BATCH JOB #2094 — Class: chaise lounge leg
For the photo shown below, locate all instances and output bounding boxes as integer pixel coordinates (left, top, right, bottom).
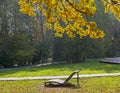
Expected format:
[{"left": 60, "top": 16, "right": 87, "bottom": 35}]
[
  {"left": 44, "top": 82, "right": 47, "bottom": 86},
  {"left": 77, "top": 72, "right": 80, "bottom": 88}
]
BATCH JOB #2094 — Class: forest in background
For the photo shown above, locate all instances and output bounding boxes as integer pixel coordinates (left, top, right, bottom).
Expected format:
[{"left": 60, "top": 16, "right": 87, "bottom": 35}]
[{"left": 0, "top": 0, "right": 120, "bottom": 68}]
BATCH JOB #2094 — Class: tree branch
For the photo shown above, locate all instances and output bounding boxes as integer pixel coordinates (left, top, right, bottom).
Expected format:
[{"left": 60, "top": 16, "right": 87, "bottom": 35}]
[{"left": 65, "top": 0, "right": 87, "bottom": 15}]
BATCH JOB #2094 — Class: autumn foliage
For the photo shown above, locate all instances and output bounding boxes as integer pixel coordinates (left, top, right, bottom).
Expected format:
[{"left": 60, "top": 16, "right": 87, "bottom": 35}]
[{"left": 18, "top": 0, "right": 120, "bottom": 39}]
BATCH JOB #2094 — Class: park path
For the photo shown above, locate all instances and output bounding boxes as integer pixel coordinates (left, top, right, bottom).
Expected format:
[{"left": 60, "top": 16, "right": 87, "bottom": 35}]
[{"left": 0, "top": 72, "right": 120, "bottom": 81}]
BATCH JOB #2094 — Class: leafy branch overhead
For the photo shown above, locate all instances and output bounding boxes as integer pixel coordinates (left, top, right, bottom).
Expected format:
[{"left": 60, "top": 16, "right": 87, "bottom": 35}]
[{"left": 18, "top": 0, "right": 120, "bottom": 39}]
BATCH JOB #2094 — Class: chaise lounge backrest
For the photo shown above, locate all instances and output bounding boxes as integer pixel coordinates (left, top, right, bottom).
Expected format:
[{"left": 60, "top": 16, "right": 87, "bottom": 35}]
[{"left": 63, "top": 70, "right": 79, "bottom": 84}]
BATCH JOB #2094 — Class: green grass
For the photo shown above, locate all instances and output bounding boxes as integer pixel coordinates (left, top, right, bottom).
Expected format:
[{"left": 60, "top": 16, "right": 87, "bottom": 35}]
[
  {"left": 0, "top": 61, "right": 120, "bottom": 78},
  {"left": 0, "top": 76, "right": 120, "bottom": 93}
]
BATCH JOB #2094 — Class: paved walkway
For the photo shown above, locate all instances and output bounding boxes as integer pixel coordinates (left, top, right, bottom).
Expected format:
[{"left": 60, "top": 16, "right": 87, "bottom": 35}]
[
  {"left": 0, "top": 62, "right": 67, "bottom": 71},
  {"left": 0, "top": 73, "right": 120, "bottom": 81}
]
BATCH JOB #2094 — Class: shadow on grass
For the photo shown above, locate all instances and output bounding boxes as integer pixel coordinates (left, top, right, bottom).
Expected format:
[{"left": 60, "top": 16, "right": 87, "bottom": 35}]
[{"left": 44, "top": 84, "right": 79, "bottom": 89}]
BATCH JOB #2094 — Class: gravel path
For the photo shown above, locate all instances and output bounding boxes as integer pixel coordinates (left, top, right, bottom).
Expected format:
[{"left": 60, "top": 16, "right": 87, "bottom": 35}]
[
  {"left": 0, "top": 72, "right": 120, "bottom": 81},
  {"left": 100, "top": 57, "right": 120, "bottom": 64}
]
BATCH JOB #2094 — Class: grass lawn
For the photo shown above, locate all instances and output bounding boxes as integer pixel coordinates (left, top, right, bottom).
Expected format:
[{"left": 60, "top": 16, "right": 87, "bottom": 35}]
[
  {"left": 0, "top": 76, "right": 120, "bottom": 93},
  {"left": 0, "top": 61, "right": 120, "bottom": 78}
]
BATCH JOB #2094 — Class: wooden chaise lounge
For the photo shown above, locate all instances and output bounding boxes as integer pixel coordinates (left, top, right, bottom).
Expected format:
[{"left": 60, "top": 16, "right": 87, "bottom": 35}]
[{"left": 44, "top": 70, "right": 80, "bottom": 87}]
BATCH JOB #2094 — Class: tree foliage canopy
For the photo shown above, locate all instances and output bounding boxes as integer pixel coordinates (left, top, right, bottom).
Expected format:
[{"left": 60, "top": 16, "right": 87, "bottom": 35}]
[{"left": 18, "top": 0, "right": 120, "bottom": 39}]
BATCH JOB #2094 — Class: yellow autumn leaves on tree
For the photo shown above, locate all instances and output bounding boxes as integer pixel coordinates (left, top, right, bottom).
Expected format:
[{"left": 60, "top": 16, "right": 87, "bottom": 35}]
[
  {"left": 103, "top": 0, "right": 120, "bottom": 21},
  {"left": 18, "top": 0, "right": 120, "bottom": 39}
]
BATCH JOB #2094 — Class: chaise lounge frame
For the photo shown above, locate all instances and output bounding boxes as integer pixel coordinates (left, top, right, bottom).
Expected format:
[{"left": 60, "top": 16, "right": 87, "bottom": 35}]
[{"left": 44, "top": 70, "right": 80, "bottom": 87}]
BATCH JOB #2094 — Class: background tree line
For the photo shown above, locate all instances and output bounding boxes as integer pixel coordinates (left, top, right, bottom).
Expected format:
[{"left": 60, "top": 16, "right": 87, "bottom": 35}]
[{"left": 0, "top": 0, "right": 120, "bottom": 68}]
